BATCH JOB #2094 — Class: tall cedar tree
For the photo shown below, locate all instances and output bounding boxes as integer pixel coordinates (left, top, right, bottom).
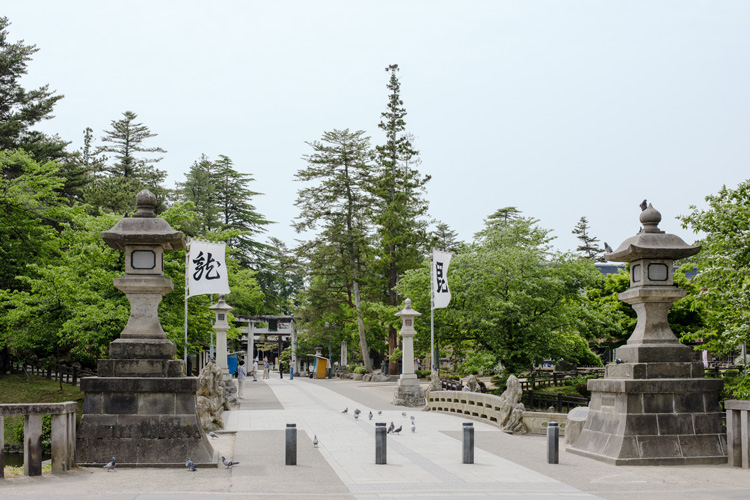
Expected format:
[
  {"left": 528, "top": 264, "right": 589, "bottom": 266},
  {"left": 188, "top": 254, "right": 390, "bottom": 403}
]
[
  {"left": 175, "top": 154, "right": 221, "bottom": 233},
  {"left": 371, "top": 65, "right": 430, "bottom": 373},
  {"left": 572, "top": 216, "right": 604, "bottom": 261},
  {"left": 294, "top": 129, "right": 375, "bottom": 371}
]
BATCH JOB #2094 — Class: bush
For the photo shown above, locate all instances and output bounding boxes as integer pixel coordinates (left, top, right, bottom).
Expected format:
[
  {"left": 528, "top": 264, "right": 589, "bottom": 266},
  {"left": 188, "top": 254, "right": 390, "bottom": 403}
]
[
  {"left": 353, "top": 366, "right": 367, "bottom": 375},
  {"left": 415, "top": 369, "right": 431, "bottom": 379}
]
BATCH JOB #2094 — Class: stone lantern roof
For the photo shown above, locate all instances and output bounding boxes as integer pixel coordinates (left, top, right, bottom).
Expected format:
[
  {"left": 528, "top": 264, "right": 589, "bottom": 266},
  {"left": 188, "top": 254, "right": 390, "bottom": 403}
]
[
  {"left": 101, "top": 190, "right": 185, "bottom": 250},
  {"left": 606, "top": 203, "right": 699, "bottom": 262}
]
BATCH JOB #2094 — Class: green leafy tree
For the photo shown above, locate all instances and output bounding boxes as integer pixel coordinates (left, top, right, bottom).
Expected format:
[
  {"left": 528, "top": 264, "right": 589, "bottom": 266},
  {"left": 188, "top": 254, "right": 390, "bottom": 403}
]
[
  {"left": 294, "top": 129, "right": 376, "bottom": 370},
  {"left": 371, "top": 64, "right": 431, "bottom": 373},
  {"left": 572, "top": 216, "right": 604, "bottom": 261},
  {"left": 98, "top": 111, "right": 166, "bottom": 180},
  {"left": 175, "top": 154, "right": 220, "bottom": 233},
  {"left": 398, "top": 214, "right": 604, "bottom": 375},
  {"left": 679, "top": 180, "right": 750, "bottom": 395},
  {"left": 254, "top": 236, "right": 303, "bottom": 314}
]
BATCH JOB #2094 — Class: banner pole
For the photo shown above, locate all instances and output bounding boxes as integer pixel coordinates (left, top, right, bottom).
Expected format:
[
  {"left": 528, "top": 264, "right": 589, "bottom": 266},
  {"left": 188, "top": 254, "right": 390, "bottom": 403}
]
[
  {"left": 430, "top": 248, "right": 436, "bottom": 374},
  {"left": 184, "top": 238, "right": 189, "bottom": 365}
]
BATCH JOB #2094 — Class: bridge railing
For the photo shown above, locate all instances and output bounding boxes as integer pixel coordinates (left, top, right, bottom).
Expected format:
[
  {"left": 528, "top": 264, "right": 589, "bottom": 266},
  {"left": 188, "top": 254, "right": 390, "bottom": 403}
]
[{"left": 0, "top": 402, "right": 77, "bottom": 478}]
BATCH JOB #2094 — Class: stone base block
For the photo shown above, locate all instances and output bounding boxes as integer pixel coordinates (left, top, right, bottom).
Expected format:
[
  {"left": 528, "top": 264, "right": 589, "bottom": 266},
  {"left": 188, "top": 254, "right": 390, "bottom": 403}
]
[
  {"left": 108, "top": 339, "right": 176, "bottom": 360},
  {"left": 569, "top": 377, "right": 726, "bottom": 465},
  {"left": 77, "top": 376, "right": 215, "bottom": 466},
  {"left": 393, "top": 377, "right": 426, "bottom": 407},
  {"left": 98, "top": 359, "right": 184, "bottom": 377}
]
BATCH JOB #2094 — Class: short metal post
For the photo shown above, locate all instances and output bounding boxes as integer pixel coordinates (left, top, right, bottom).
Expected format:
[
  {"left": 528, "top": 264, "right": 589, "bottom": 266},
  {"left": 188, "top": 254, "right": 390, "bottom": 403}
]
[
  {"left": 285, "top": 424, "right": 297, "bottom": 465},
  {"left": 463, "top": 423, "right": 474, "bottom": 464},
  {"left": 375, "top": 423, "right": 387, "bottom": 464},
  {"left": 547, "top": 422, "right": 559, "bottom": 464}
]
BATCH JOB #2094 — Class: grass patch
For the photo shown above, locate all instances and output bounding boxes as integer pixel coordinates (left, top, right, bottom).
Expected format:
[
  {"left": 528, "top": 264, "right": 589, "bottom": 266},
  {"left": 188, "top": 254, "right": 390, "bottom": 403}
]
[
  {"left": 0, "top": 372, "right": 83, "bottom": 445},
  {"left": 533, "top": 385, "right": 584, "bottom": 398}
]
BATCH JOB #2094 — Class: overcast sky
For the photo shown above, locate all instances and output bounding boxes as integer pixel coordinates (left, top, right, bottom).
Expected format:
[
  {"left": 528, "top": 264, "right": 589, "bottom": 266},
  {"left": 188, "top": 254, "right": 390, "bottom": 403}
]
[{"left": 5, "top": 1, "right": 749, "bottom": 254}]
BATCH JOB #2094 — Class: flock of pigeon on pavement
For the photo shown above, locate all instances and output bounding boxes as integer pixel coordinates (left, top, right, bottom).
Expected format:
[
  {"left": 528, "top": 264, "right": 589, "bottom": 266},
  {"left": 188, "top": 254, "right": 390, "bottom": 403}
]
[
  {"left": 103, "top": 406, "right": 416, "bottom": 472},
  {"left": 341, "top": 407, "right": 417, "bottom": 434}
]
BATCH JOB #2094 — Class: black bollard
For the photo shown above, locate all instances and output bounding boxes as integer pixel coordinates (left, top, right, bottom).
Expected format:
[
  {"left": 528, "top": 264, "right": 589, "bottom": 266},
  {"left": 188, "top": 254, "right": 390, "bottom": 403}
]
[
  {"left": 463, "top": 423, "right": 474, "bottom": 464},
  {"left": 547, "top": 422, "right": 559, "bottom": 464},
  {"left": 285, "top": 423, "right": 297, "bottom": 465},
  {"left": 375, "top": 423, "right": 387, "bottom": 464}
]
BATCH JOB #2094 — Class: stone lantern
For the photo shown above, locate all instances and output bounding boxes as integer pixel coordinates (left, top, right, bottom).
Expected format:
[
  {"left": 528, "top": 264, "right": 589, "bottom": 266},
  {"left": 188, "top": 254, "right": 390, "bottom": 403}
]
[
  {"left": 210, "top": 295, "right": 237, "bottom": 403},
  {"left": 209, "top": 295, "right": 234, "bottom": 376},
  {"left": 77, "top": 190, "right": 216, "bottom": 467},
  {"left": 393, "top": 299, "right": 426, "bottom": 407},
  {"left": 569, "top": 204, "right": 725, "bottom": 465}
]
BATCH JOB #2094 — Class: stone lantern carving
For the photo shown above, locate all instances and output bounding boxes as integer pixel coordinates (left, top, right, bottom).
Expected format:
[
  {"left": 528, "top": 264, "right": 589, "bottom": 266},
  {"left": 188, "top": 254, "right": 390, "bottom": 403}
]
[
  {"left": 77, "top": 190, "right": 216, "bottom": 467},
  {"left": 569, "top": 204, "right": 725, "bottom": 465},
  {"left": 393, "top": 299, "right": 426, "bottom": 407}
]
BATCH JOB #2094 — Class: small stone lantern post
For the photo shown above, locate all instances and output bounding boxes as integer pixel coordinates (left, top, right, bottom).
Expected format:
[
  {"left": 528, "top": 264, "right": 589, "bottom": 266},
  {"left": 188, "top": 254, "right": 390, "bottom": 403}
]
[
  {"left": 569, "top": 203, "right": 725, "bottom": 465},
  {"left": 393, "top": 299, "right": 426, "bottom": 407},
  {"left": 209, "top": 295, "right": 234, "bottom": 376},
  {"left": 210, "top": 295, "right": 238, "bottom": 404}
]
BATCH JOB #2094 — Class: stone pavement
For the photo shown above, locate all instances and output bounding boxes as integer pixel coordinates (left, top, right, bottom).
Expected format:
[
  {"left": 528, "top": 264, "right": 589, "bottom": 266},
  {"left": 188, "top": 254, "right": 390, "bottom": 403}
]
[{"left": 2, "top": 375, "right": 749, "bottom": 499}]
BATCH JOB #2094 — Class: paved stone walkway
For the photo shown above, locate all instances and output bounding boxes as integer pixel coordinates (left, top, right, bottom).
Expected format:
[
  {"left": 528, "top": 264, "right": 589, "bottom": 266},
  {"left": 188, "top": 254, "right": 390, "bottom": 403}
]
[{"left": 1, "top": 375, "right": 749, "bottom": 499}]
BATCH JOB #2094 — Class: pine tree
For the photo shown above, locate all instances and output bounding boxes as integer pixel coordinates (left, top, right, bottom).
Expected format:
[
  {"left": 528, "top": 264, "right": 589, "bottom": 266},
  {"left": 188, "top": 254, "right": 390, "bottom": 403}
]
[
  {"left": 294, "top": 129, "right": 376, "bottom": 370},
  {"left": 573, "top": 216, "right": 604, "bottom": 261},
  {"left": 430, "top": 221, "right": 461, "bottom": 252},
  {"left": 98, "top": 111, "right": 166, "bottom": 180},
  {"left": 0, "top": 17, "right": 67, "bottom": 163},
  {"left": 371, "top": 64, "right": 431, "bottom": 373}
]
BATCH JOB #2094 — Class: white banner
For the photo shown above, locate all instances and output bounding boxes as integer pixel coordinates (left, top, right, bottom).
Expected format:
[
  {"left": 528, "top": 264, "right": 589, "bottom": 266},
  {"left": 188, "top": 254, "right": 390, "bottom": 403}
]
[
  {"left": 432, "top": 249, "right": 452, "bottom": 309},
  {"left": 187, "top": 239, "right": 230, "bottom": 297}
]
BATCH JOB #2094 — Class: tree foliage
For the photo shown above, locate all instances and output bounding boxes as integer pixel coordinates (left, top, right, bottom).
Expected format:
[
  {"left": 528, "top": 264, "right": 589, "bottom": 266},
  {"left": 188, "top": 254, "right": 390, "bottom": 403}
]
[{"left": 572, "top": 216, "right": 604, "bottom": 261}]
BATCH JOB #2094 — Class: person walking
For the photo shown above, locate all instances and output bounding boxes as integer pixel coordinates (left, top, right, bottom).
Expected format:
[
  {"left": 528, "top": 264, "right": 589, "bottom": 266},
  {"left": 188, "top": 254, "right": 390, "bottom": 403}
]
[
  {"left": 263, "top": 359, "right": 270, "bottom": 379},
  {"left": 252, "top": 358, "right": 258, "bottom": 381},
  {"left": 237, "top": 360, "right": 247, "bottom": 398}
]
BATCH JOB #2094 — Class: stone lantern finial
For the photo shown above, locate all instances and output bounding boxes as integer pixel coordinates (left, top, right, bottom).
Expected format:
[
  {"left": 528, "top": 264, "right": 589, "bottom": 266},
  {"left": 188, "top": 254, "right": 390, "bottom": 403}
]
[
  {"left": 133, "top": 189, "right": 157, "bottom": 218},
  {"left": 639, "top": 203, "right": 663, "bottom": 234}
]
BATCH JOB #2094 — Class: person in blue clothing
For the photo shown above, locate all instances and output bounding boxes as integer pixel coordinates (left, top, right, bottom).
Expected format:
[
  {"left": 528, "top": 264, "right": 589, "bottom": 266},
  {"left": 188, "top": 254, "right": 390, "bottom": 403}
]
[{"left": 237, "top": 360, "right": 247, "bottom": 398}]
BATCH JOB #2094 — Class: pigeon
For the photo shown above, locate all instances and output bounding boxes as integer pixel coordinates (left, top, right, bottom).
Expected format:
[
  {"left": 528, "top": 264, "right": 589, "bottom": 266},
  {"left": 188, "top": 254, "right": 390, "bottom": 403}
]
[
  {"left": 411, "top": 422, "right": 416, "bottom": 433},
  {"left": 377, "top": 410, "right": 382, "bottom": 415},
  {"left": 342, "top": 407, "right": 348, "bottom": 414},
  {"left": 354, "top": 409, "right": 361, "bottom": 418},
  {"left": 185, "top": 458, "right": 194, "bottom": 469},
  {"left": 313, "top": 435, "right": 318, "bottom": 448},
  {"left": 615, "top": 358, "right": 623, "bottom": 364},
  {"left": 640, "top": 199, "right": 648, "bottom": 211},
  {"left": 402, "top": 412, "right": 407, "bottom": 418},
  {"left": 387, "top": 421, "right": 395, "bottom": 434},
  {"left": 368, "top": 411, "right": 373, "bottom": 420},
  {"left": 393, "top": 425, "right": 402, "bottom": 435},
  {"left": 188, "top": 462, "right": 197, "bottom": 472},
  {"left": 354, "top": 412, "right": 359, "bottom": 420},
  {"left": 103, "top": 457, "right": 116, "bottom": 472},
  {"left": 221, "top": 456, "right": 239, "bottom": 469},
  {"left": 209, "top": 430, "right": 219, "bottom": 439},
  {"left": 604, "top": 242, "right": 613, "bottom": 253},
  {"left": 410, "top": 416, "right": 415, "bottom": 421}
]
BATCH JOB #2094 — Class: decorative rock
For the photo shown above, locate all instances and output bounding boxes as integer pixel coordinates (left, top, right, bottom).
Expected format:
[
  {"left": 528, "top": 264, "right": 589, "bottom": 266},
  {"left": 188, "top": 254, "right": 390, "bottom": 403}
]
[
  {"left": 196, "top": 362, "right": 229, "bottom": 431},
  {"left": 497, "top": 375, "right": 526, "bottom": 434}
]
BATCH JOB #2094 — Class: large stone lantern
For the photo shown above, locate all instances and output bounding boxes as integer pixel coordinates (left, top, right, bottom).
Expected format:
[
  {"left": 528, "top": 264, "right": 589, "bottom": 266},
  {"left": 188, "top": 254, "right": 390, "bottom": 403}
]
[
  {"left": 393, "top": 299, "right": 426, "bottom": 407},
  {"left": 77, "top": 190, "right": 216, "bottom": 467},
  {"left": 569, "top": 204, "right": 725, "bottom": 465}
]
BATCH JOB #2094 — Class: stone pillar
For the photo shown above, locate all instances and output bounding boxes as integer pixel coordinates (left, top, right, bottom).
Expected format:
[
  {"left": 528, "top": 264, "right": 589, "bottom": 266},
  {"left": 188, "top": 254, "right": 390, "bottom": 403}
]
[
  {"left": 51, "top": 413, "right": 68, "bottom": 473},
  {"left": 393, "top": 299, "right": 426, "bottom": 407},
  {"left": 77, "top": 190, "right": 216, "bottom": 467},
  {"left": 569, "top": 204, "right": 725, "bottom": 465},
  {"left": 247, "top": 322, "right": 255, "bottom": 362},
  {"left": 340, "top": 341, "right": 348, "bottom": 369},
  {"left": 210, "top": 296, "right": 236, "bottom": 404},
  {"left": 24, "top": 414, "right": 42, "bottom": 476}
]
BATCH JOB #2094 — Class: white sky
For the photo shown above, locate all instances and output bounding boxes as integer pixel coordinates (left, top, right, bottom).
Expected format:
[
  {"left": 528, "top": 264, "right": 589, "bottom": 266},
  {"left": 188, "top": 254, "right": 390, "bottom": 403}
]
[{"left": 5, "top": 1, "right": 749, "bottom": 253}]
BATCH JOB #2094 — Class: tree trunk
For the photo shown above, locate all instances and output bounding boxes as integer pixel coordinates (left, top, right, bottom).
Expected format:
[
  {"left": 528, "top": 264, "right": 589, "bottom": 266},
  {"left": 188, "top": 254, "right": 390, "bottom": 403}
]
[{"left": 352, "top": 279, "right": 372, "bottom": 372}]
